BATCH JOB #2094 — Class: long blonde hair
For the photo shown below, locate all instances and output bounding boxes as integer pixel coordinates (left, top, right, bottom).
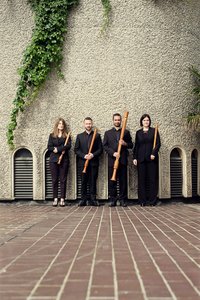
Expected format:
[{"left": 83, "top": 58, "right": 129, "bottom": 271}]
[{"left": 52, "top": 118, "right": 68, "bottom": 138}]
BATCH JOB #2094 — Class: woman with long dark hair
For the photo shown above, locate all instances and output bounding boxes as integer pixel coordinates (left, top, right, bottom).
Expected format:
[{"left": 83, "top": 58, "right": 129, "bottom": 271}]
[
  {"left": 47, "top": 118, "right": 71, "bottom": 207},
  {"left": 133, "top": 114, "right": 160, "bottom": 206}
]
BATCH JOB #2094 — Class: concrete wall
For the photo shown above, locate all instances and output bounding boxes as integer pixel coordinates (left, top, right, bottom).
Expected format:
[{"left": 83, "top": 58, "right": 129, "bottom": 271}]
[{"left": 0, "top": 0, "right": 200, "bottom": 200}]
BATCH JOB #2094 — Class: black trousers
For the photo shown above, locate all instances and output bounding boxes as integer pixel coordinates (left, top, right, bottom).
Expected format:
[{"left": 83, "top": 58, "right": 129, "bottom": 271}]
[
  {"left": 137, "top": 160, "right": 158, "bottom": 204},
  {"left": 81, "top": 164, "right": 98, "bottom": 200},
  {"left": 108, "top": 165, "right": 128, "bottom": 203},
  {"left": 50, "top": 161, "right": 68, "bottom": 199}
]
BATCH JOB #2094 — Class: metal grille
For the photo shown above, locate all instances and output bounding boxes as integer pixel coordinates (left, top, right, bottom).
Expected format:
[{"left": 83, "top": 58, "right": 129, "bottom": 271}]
[
  {"left": 45, "top": 151, "right": 60, "bottom": 199},
  {"left": 170, "top": 156, "right": 183, "bottom": 198},
  {"left": 192, "top": 152, "right": 198, "bottom": 197},
  {"left": 14, "top": 149, "right": 33, "bottom": 199}
]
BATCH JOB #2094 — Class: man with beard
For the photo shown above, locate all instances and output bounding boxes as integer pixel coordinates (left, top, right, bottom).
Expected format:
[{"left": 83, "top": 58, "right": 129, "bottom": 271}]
[
  {"left": 75, "top": 117, "right": 103, "bottom": 206},
  {"left": 103, "top": 113, "right": 133, "bottom": 207}
]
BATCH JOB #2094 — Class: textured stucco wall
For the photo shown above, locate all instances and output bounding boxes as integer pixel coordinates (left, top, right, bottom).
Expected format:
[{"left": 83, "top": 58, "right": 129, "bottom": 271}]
[{"left": 0, "top": 0, "right": 200, "bottom": 200}]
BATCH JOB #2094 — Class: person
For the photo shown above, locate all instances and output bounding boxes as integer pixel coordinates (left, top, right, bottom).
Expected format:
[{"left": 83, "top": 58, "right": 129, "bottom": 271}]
[
  {"left": 74, "top": 117, "right": 103, "bottom": 206},
  {"left": 47, "top": 118, "right": 71, "bottom": 207},
  {"left": 133, "top": 113, "right": 161, "bottom": 206},
  {"left": 103, "top": 113, "right": 133, "bottom": 207}
]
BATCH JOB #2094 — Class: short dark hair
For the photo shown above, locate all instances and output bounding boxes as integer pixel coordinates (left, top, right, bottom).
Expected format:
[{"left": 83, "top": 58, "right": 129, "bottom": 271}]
[
  {"left": 84, "top": 117, "right": 93, "bottom": 122},
  {"left": 113, "top": 113, "right": 121, "bottom": 120},
  {"left": 140, "top": 114, "right": 151, "bottom": 127}
]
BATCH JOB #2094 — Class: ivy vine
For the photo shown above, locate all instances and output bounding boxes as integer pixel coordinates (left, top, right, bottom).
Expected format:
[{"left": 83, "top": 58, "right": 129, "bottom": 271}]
[
  {"left": 101, "top": 0, "right": 111, "bottom": 33},
  {"left": 7, "top": 0, "right": 111, "bottom": 149},
  {"left": 188, "top": 66, "right": 200, "bottom": 131}
]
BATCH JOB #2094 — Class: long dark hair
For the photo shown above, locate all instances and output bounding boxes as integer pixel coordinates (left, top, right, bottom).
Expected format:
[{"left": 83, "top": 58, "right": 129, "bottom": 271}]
[{"left": 52, "top": 118, "right": 68, "bottom": 138}]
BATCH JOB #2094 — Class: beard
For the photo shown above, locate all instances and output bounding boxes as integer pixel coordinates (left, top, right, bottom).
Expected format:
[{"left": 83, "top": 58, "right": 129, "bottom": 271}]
[{"left": 85, "top": 127, "right": 92, "bottom": 131}]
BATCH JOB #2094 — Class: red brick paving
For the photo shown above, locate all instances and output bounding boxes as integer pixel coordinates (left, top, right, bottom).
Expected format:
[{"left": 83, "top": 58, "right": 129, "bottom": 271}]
[{"left": 0, "top": 202, "right": 199, "bottom": 300}]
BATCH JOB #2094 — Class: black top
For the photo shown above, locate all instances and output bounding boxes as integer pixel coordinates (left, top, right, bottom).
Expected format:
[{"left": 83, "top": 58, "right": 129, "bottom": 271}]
[
  {"left": 103, "top": 128, "right": 133, "bottom": 167},
  {"left": 74, "top": 131, "right": 103, "bottom": 167},
  {"left": 47, "top": 134, "right": 71, "bottom": 163},
  {"left": 133, "top": 127, "right": 161, "bottom": 162}
]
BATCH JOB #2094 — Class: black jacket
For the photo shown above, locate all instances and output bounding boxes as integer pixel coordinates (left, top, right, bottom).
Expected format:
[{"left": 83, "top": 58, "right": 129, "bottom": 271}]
[
  {"left": 133, "top": 127, "right": 161, "bottom": 162},
  {"left": 103, "top": 128, "right": 133, "bottom": 167},
  {"left": 74, "top": 131, "right": 103, "bottom": 167},
  {"left": 47, "top": 134, "right": 71, "bottom": 163}
]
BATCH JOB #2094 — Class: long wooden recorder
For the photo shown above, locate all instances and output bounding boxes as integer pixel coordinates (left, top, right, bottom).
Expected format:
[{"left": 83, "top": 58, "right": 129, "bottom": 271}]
[
  {"left": 82, "top": 128, "right": 97, "bottom": 173},
  {"left": 111, "top": 111, "right": 129, "bottom": 181},
  {"left": 57, "top": 131, "right": 71, "bottom": 165},
  {"left": 153, "top": 123, "right": 158, "bottom": 150}
]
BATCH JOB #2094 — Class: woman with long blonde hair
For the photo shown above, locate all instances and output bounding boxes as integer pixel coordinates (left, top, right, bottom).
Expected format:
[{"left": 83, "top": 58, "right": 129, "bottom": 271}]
[{"left": 47, "top": 118, "right": 71, "bottom": 206}]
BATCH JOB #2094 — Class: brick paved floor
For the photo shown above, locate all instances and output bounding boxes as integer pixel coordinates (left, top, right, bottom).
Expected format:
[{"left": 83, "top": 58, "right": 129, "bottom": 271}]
[{"left": 0, "top": 202, "right": 199, "bottom": 300}]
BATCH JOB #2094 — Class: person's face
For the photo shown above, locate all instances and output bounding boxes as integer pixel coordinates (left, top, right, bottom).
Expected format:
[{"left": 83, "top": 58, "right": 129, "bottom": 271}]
[
  {"left": 58, "top": 120, "right": 64, "bottom": 131},
  {"left": 142, "top": 117, "right": 150, "bottom": 127},
  {"left": 113, "top": 116, "right": 121, "bottom": 128},
  {"left": 84, "top": 120, "right": 93, "bottom": 131}
]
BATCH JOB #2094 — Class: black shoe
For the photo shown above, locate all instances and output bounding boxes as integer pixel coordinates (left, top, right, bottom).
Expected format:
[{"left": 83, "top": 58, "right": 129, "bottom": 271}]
[
  {"left": 88, "top": 200, "right": 96, "bottom": 206},
  {"left": 150, "top": 199, "right": 157, "bottom": 206},
  {"left": 140, "top": 203, "right": 146, "bottom": 207},
  {"left": 120, "top": 201, "right": 127, "bottom": 207},
  {"left": 78, "top": 200, "right": 86, "bottom": 207},
  {"left": 109, "top": 202, "right": 116, "bottom": 207}
]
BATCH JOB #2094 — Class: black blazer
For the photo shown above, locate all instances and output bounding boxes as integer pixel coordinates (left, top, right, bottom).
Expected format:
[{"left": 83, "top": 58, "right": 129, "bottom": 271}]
[
  {"left": 103, "top": 128, "right": 133, "bottom": 167},
  {"left": 133, "top": 127, "right": 161, "bottom": 162},
  {"left": 47, "top": 134, "right": 71, "bottom": 163},
  {"left": 74, "top": 131, "right": 103, "bottom": 167}
]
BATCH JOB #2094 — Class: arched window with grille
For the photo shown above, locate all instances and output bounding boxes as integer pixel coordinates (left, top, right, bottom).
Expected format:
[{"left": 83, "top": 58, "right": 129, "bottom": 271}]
[
  {"left": 45, "top": 151, "right": 60, "bottom": 199},
  {"left": 192, "top": 149, "right": 198, "bottom": 197},
  {"left": 170, "top": 148, "right": 183, "bottom": 198},
  {"left": 14, "top": 148, "right": 33, "bottom": 199}
]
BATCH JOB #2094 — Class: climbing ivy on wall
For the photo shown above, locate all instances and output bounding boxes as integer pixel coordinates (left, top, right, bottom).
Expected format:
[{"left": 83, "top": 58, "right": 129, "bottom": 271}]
[
  {"left": 8, "top": 0, "right": 198, "bottom": 147},
  {"left": 101, "top": 0, "right": 111, "bottom": 33},
  {"left": 188, "top": 67, "right": 200, "bottom": 131},
  {"left": 7, "top": 0, "right": 111, "bottom": 149}
]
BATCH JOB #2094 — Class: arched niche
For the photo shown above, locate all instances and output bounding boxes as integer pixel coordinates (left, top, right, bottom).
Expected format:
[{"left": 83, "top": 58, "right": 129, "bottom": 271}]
[
  {"left": 14, "top": 148, "right": 33, "bottom": 199},
  {"left": 170, "top": 148, "right": 183, "bottom": 198},
  {"left": 191, "top": 149, "right": 198, "bottom": 197}
]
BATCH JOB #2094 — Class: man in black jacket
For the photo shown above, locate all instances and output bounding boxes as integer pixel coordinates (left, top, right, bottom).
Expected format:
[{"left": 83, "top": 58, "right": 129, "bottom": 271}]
[
  {"left": 74, "top": 117, "right": 103, "bottom": 206},
  {"left": 103, "top": 113, "right": 133, "bottom": 207}
]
